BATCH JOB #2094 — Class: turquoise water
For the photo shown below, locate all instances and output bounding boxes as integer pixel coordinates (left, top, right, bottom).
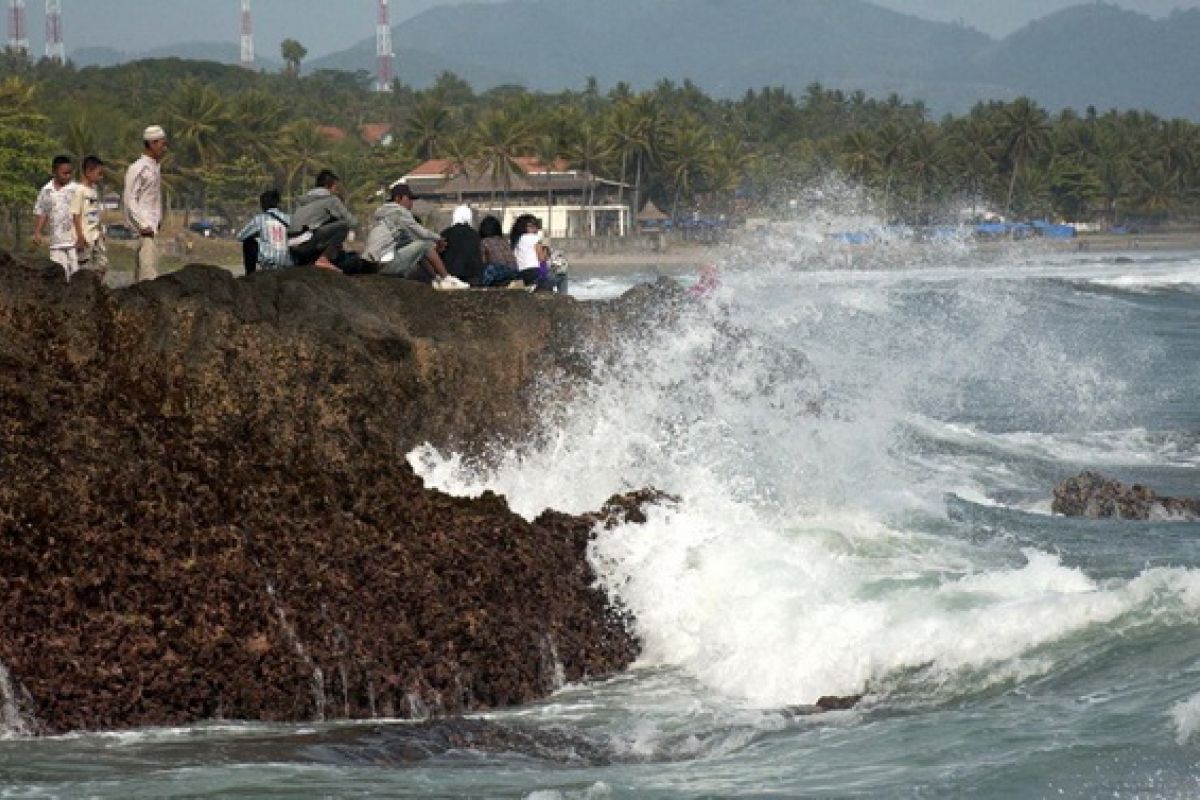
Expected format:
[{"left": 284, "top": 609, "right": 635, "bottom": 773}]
[{"left": 5, "top": 241, "right": 1200, "bottom": 798}]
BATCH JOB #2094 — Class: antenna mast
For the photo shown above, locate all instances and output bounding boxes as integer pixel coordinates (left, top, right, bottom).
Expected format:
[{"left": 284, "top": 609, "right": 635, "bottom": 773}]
[
  {"left": 6, "top": 0, "right": 27, "bottom": 55},
  {"left": 240, "top": 0, "right": 254, "bottom": 68},
  {"left": 376, "top": 0, "right": 394, "bottom": 92},
  {"left": 43, "top": 0, "right": 63, "bottom": 62}
]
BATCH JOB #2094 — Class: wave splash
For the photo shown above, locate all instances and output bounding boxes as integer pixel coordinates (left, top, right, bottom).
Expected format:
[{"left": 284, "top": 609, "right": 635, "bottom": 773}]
[{"left": 413, "top": 225, "right": 1193, "bottom": 708}]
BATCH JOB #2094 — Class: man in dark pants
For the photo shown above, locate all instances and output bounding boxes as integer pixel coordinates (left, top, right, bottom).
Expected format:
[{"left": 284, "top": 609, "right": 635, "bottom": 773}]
[{"left": 288, "top": 170, "right": 356, "bottom": 270}]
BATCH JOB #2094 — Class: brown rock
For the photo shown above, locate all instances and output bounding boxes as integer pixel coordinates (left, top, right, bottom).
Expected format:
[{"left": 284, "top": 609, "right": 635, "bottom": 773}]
[
  {"left": 1051, "top": 471, "right": 1200, "bottom": 521},
  {"left": 0, "top": 255, "right": 675, "bottom": 734}
]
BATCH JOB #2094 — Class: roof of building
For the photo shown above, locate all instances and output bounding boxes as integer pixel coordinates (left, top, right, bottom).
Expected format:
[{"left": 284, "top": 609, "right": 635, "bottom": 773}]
[
  {"left": 317, "top": 125, "right": 348, "bottom": 143},
  {"left": 402, "top": 157, "right": 625, "bottom": 197},
  {"left": 360, "top": 122, "right": 394, "bottom": 146},
  {"left": 637, "top": 200, "right": 669, "bottom": 221}
]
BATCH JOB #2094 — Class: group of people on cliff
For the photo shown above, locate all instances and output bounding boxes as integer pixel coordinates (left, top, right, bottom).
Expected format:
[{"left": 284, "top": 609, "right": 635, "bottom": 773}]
[
  {"left": 32, "top": 124, "right": 170, "bottom": 283},
  {"left": 31, "top": 123, "right": 565, "bottom": 293},
  {"left": 238, "top": 172, "right": 564, "bottom": 293}
]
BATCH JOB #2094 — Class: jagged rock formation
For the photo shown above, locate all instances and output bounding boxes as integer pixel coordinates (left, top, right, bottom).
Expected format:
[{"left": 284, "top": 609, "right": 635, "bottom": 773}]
[
  {"left": 1052, "top": 471, "right": 1200, "bottom": 521},
  {"left": 0, "top": 255, "right": 666, "bottom": 734}
]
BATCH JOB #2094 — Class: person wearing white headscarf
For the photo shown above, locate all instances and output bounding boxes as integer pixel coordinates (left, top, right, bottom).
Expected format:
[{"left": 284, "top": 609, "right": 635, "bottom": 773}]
[{"left": 440, "top": 204, "right": 484, "bottom": 287}]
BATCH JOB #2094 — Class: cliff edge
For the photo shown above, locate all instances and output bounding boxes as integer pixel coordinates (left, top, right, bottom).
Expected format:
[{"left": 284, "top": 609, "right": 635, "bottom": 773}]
[{"left": 0, "top": 256, "right": 651, "bottom": 734}]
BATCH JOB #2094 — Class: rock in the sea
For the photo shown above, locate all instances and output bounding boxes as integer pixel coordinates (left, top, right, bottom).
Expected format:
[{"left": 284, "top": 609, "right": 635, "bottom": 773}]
[
  {"left": 0, "top": 255, "right": 669, "bottom": 734},
  {"left": 1051, "top": 471, "right": 1200, "bottom": 521}
]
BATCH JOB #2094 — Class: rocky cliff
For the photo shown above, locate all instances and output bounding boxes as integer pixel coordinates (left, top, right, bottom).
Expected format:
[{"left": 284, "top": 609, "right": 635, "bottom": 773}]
[{"left": 0, "top": 255, "right": 657, "bottom": 734}]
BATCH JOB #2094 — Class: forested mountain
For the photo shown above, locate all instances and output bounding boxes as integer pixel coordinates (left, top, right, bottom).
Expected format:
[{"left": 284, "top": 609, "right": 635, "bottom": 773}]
[{"left": 304, "top": 0, "right": 1200, "bottom": 119}]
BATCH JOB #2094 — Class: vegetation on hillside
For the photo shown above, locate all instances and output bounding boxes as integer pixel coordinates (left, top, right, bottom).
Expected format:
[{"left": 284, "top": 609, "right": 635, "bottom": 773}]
[{"left": 1, "top": 50, "right": 1198, "bottom": 249}]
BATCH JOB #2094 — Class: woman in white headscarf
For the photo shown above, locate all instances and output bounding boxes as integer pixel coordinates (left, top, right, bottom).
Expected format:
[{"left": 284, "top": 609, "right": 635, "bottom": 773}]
[{"left": 438, "top": 204, "right": 485, "bottom": 287}]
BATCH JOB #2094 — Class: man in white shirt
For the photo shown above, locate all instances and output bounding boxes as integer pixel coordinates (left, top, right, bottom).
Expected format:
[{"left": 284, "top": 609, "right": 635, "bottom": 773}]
[
  {"left": 71, "top": 155, "right": 108, "bottom": 280},
  {"left": 32, "top": 155, "right": 79, "bottom": 278},
  {"left": 123, "top": 125, "right": 168, "bottom": 283}
]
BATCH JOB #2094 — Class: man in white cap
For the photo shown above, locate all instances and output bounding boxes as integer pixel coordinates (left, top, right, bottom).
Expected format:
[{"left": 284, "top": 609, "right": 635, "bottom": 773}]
[{"left": 123, "top": 125, "right": 168, "bottom": 282}]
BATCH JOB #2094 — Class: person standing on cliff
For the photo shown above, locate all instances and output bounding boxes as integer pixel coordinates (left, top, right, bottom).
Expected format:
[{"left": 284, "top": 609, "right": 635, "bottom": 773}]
[
  {"left": 71, "top": 155, "right": 108, "bottom": 281},
  {"left": 32, "top": 155, "right": 79, "bottom": 278},
  {"left": 123, "top": 125, "right": 168, "bottom": 283}
]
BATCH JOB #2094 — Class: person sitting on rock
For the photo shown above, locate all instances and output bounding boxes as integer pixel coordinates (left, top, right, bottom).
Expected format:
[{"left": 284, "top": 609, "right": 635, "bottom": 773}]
[
  {"left": 479, "top": 214, "right": 520, "bottom": 287},
  {"left": 439, "top": 205, "right": 484, "bottom": 287},
  {"left": 237, "top": 189, "right": 293, "bottom": 274},
  {"left": 362, "top": 183, "right": 467, "bottom": 290},
  {"left": 288, "top": 170, "right": 356, "bottom": 271}
]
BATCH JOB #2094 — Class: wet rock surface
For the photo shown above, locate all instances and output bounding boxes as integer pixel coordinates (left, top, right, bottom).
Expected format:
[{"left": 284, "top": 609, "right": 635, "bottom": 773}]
[
  {"left": 1052, "top": 471, "right": 1200, "bottom": 521},
  {"left": 0, "top": 255, "right": 663, "bottom": 734}
]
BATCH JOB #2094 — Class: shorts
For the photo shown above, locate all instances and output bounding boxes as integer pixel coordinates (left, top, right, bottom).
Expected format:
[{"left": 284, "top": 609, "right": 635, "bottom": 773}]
[
  {"left": 78, "top": 240, "right": 108, "bottom": 276},
  {"left": 49, "top": 247, "right": 79, "bottom": 278}
]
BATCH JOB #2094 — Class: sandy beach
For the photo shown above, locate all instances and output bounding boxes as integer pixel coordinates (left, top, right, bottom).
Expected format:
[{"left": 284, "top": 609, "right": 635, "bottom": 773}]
[{"left": 86, "top": 228, "right": 1200, "bottom": 288}]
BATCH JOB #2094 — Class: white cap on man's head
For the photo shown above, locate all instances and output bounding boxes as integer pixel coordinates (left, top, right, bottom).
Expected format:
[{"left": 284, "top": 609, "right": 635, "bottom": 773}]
[
  {"left": 452, "top": 205, "right": 472, "bottom": 226},
  {"left": 143, "top": 125, "right": 167, "bottom": 142}
]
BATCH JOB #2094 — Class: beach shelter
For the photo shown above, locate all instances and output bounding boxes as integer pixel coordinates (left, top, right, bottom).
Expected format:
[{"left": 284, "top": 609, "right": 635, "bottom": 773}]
[{"left": 637, "top": 200, "right": 670, "bottom": 230}]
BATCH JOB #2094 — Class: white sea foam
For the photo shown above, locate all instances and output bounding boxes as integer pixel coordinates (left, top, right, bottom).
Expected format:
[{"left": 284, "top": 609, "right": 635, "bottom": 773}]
[
  {"left": 1171, "top": 692, "right": 1200, "bottom": 744},
  {"left": 1085, "top": 263, "right": 1200, "bottom": 294},
  {"left": 412, "top": 224, "right": 1192, "bottom": 709}
]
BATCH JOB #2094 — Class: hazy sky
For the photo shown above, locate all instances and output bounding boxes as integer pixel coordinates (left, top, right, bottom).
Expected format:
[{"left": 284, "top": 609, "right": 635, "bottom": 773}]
[{"left": 9, "top": 1, "right": 1200, "bottom": 59}]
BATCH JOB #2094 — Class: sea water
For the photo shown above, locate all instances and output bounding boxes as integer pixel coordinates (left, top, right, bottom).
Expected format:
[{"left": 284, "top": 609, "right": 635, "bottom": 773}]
[{"left": 4, "top": 233, "right": 1200, "bottom": 798}]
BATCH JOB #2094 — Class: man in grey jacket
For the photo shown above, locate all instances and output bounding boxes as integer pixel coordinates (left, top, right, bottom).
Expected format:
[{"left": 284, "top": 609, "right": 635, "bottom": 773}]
[
  {"left": 288, "top": 169, "right": 356, "bottom": 269},
  {"left": 364, "top": 183, "right": 466, "bottom": 289}
]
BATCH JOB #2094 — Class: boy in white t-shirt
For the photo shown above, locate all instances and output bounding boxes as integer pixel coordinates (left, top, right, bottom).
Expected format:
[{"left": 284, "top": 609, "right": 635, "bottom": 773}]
[
  {"left": 32, "top": 155, "right": 79, "bottom": 278},
  {"left": 71, "top": 155, "right": 108, "bottom": 279}
]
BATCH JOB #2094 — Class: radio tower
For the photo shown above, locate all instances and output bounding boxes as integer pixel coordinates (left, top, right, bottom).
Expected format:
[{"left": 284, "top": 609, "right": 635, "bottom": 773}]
[
  {"left": 376, "top": 0, "right": 394, "bottom": 92},
  {"left": 43, "top": 0, "right": 63, "bottom": 62},
  {"left": 239, "top": 0, "right": 254, "bottom": 69},
  {"left": 6, "top": 0, "right": 28, "bottom": 55}
]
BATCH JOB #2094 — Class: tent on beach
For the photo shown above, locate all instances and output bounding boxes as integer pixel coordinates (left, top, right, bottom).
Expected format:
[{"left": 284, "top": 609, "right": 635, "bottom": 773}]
[{"left": 637, "top": 200, "right": 670, "bottom": 231}]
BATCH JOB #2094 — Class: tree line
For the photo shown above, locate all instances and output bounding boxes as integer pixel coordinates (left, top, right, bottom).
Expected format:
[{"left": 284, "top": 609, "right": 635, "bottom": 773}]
[{"left": 2, "top": 49, "right": 1199, "bottom": 248}]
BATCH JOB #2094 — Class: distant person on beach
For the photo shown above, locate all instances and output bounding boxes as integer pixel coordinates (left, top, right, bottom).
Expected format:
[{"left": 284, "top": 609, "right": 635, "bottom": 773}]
[
  {"left": 71, "top": 155, "right": 107, "bottom": 280},
  {"left": 479, "top": 214, "right": 520, "bottom": 287},
  {"left": 288, "top": 169, "right": 356, "bottom": 271},
  {"left": 32, "top": 155, "right": 78, "bottom": 278},
  {"left": 237, "top": 189, "right": 293, "bottom": 273},
  {"left": 123, "top": 125, "right": 168, "bottom": 283},
  {"left": 439, "top": 204, "right": 484, "bottom": 287},
  {"left": 689, "top": 263, "right": 720, "bottom": 297},
  {"left": 362, "top": 183, "right": 467, "bottom": 290}
]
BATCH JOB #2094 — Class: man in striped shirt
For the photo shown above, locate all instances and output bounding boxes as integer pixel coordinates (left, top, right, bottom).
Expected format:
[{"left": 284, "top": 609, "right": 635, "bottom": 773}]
[
  {"left": 237, "top": 189, "right": 293, "bottom": 273},
  {"left": 122, "top": 125, "right": 168, "bottom": 283}
]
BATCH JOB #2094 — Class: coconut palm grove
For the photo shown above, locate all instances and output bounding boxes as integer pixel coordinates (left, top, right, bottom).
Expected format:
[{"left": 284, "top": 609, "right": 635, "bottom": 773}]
[{"left": 1, "top": 48, "right": 1199, "bottom": 247}]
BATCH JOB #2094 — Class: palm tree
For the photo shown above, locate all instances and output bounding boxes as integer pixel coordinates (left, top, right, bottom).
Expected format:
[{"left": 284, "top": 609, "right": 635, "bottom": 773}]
[
  {"left": 900, "top": 125, "right": 943, "bottom": 220},
  {"left": 705, "top": 133, "right": 752, "bottom": 214},
  {"left": 280, "top": 39, "right": 307, "bottom": 77},
  {"left": 474, "top": 109, "right": 529, "bottom": 210},
  {"left": 277, "top": 119, "right": 331, "bottom": 201},
  {"left": 839, "top": 130, "right": 879, "bottom": 183},
  {"left": 166, "top": 79, "right": 231, "bottom": 168},
  {"left": 566, "top": 123, "right": 612, "bottom": 235},
  {"left": 873, "top": 123, "right": 907, "bottom": 220},
  {"left": 227, "top": 90, "right": 286, "bottom": 166},
  {"left": 531, "top": 133, "right": 561, "bottom": 231},
  {"left": 626, "top": 95, "right": 664, "bottom": 222},
  {"left": 943, "top": 117, "right": 995, "bottom": 215},
  {"left": 996, "top": 97, "right": 1051, "bottom": 216},
  {"left": 405, "top": 97, "right": 452, "bottom": 161},
  {"left": 61, "top": 114, "right": 101, "bottom": 166},
  {"left": 165, "top": 78, "right": 232, "bottom": 220},
  {"left": 1093, "top": 129, "right": 1138, "bottom": 225},
  {"left": 659, "top": 115, "right": 715, "bottom": 219},
  {"left": 440, "top": 131, "right": 479, "bottom": 202}
]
